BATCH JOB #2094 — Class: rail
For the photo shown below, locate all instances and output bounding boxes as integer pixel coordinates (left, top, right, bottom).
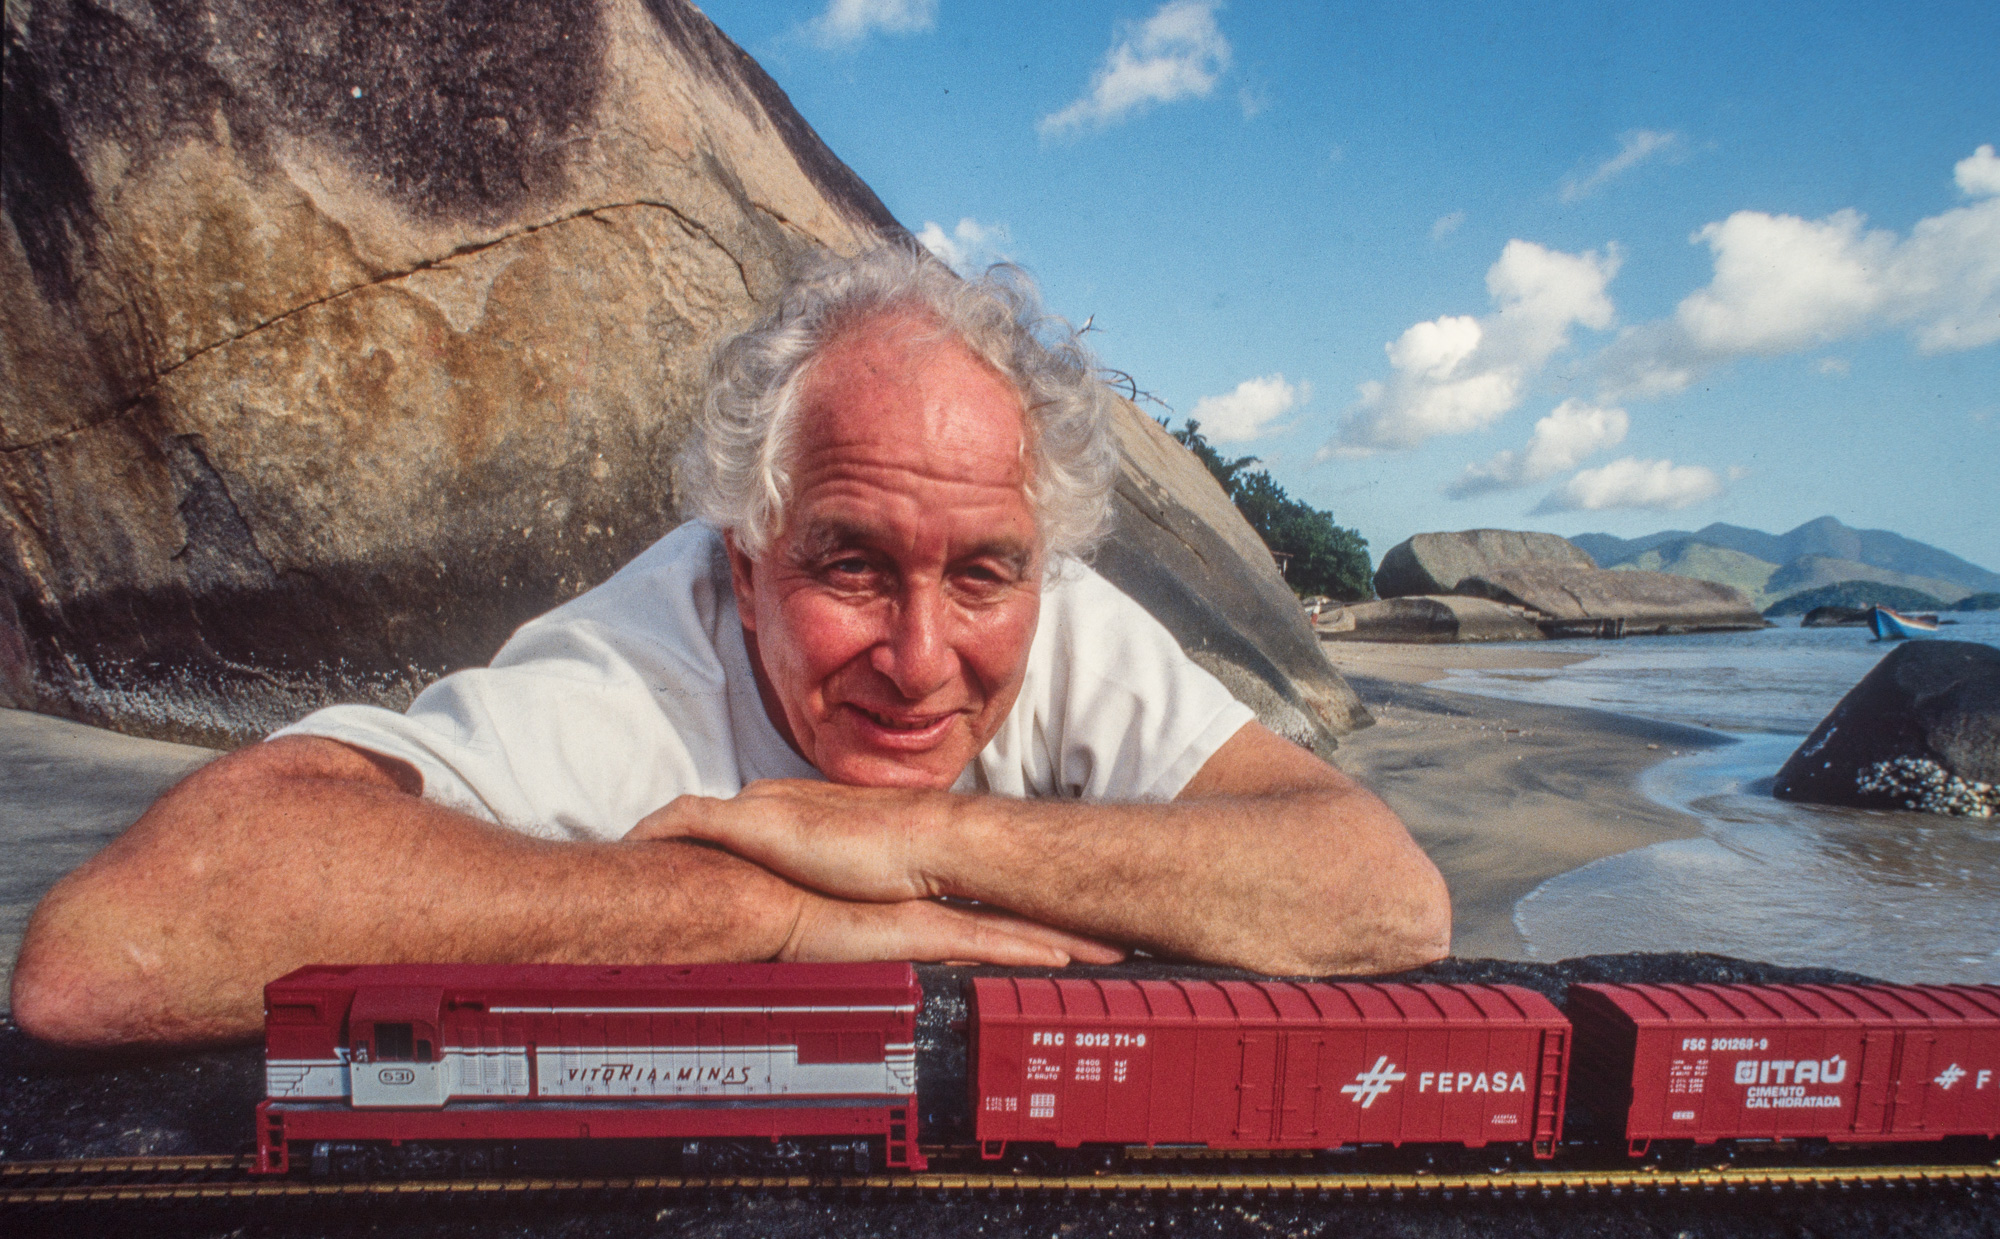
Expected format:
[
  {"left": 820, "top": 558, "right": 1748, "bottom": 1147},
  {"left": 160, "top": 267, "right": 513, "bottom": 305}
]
[{"left": 3, "top": 1156, "right": 1995, "bottom": 1208}]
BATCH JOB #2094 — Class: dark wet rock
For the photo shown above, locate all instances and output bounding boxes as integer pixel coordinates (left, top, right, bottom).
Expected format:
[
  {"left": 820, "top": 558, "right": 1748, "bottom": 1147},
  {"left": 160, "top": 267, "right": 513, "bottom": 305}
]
[
  {"left": 1374, "top": 529, "right": 1596, "bottom": 599},
  {"left": 1316, "top": 595, "right": 1545, "bottom": 644},
  {"left": 1457, "top": 564, "right": 1766, "bottom": 634},
  {"left": 1775, "top": 639, "right": 2000, "bottom": 816},
  {"left": 1802, "top": 605, "right": 1873, "bottom": 627},
  {"left": 1094, "top": 411, "right": 1371, "bottom": 751}
]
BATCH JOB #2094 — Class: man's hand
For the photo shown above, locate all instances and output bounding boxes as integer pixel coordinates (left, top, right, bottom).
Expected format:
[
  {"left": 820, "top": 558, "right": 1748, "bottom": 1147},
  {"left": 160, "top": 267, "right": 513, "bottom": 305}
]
[{"left": 630, "top": 781, "right": 945, "bottom": 902}]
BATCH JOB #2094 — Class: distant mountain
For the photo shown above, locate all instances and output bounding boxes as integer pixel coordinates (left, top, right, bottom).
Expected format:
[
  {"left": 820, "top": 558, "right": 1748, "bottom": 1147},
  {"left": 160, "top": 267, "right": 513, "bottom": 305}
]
[
  {"left": 1575, "top": 517, "right": 2000, "bottom": 594},
  {"left": 1764, "top": 554, "right": 1970, "bottom": 604}
]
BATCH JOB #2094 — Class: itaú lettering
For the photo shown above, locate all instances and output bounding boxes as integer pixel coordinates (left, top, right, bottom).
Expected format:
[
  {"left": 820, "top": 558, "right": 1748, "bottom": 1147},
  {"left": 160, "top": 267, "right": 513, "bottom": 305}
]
[
  {"left": 1419, "top": 1070, "right": 1528, "bottom": 1094},
  {"left": 1732, "top": 1056, "right": 1848, "bottom": 1087}
]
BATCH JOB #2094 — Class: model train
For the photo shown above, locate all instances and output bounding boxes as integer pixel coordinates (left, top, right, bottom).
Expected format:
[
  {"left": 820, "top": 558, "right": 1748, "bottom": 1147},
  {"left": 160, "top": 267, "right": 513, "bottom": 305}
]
[{"left": 249, "top": 962, "right": 2000, "bottom": 1177}]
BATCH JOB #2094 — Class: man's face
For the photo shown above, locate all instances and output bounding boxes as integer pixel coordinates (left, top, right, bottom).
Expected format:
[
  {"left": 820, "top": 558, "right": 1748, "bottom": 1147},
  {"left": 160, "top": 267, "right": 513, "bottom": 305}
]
[{"left": 725, "top": 314, "right": 1045, "bottom": 789}]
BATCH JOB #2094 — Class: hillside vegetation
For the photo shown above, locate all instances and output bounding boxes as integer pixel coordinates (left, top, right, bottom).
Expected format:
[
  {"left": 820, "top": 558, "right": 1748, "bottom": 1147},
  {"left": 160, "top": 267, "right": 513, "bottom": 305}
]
[
  {"left": 1764, "top": 554, "right": 1970, "bottom": 605},
  {"left": 1611, "top": 541, "right": 1782, "bottom": 609},
  {"left": 1762, "top": 581, "right": 1947, "bottom": 616}
]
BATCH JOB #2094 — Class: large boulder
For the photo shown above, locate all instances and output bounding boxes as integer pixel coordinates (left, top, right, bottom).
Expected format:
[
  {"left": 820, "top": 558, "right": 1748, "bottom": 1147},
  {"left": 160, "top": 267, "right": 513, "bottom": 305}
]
[
  {"left": 1374, "top": 529, "right": 1595, "bottom": 598},
  {"left": 1774, "top": 640, "right": 2000, "bottom": 817},
  {"left": 1, "top": 0, "right": 1365, "bottom": 751},
  {"left": 1095, "top": 411, "right": 1370, "bottom": 753},
  {"left": 1315, "top": 595, "right": 1545, "bottom": 644},
  {"left": 1455, "top": 564, "right": 1765, "bottom": 634}
]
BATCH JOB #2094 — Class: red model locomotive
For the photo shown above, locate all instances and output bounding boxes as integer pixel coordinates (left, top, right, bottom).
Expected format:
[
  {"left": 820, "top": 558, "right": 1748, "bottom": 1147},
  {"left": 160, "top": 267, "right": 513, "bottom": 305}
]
[{"left": 248, "top": 962, "right": 2000, "bottom": 1177}]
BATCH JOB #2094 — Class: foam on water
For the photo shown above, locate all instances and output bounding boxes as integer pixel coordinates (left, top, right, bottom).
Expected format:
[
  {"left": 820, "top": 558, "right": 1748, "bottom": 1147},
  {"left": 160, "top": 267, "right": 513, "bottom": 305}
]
[{"left": 1435, "top": 614, "right": 2000, "bottom": 980}]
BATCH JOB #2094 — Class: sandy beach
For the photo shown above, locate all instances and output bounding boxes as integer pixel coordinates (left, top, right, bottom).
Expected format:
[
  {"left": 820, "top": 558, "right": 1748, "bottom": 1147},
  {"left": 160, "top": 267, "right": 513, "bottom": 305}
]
[
  {"left": 1320, "top": 641, "right": 1727, "bottom": 960},
  {"left": 0, "top": 645, "right": 1719, "bottom": 1007}
]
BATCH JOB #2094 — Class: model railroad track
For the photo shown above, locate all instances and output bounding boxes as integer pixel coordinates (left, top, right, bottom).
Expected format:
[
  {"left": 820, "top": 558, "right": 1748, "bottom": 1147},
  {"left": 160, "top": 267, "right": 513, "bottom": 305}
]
[{"left": 4, "top": 1157, "right": 1996, "bottom": 1208}]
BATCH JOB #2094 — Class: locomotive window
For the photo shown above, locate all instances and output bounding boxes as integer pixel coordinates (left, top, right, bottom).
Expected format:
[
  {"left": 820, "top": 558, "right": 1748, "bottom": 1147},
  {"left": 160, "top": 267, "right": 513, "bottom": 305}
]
[{"left": 375, "top": 1022, "right": 415, "bottom": 1061}]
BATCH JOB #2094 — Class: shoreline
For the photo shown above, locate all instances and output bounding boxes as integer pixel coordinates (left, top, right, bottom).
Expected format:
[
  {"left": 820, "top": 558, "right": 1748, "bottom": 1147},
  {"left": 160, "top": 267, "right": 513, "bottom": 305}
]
[{"left": 1323, "top": 640, "right": 1729, "bottom": 960}]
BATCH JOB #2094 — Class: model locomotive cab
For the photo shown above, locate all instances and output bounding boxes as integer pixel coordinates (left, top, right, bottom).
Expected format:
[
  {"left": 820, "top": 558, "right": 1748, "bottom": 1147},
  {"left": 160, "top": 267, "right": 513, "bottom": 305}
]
[{"left": 254, "top": 962, "right": 925, "bottom": 1176}]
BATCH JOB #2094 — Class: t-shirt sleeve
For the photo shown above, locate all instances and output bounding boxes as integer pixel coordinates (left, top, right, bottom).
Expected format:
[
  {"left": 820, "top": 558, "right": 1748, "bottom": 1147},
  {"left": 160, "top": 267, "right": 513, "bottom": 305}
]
[
  {"left": 268, "top": 524, "right": 758, "bottom": 842},
  {"left": 972, "top": 561, "right": 1257, "bottom": 802},
  {"left": 269, "top": 618, "right": 717, "bottom": 842}
]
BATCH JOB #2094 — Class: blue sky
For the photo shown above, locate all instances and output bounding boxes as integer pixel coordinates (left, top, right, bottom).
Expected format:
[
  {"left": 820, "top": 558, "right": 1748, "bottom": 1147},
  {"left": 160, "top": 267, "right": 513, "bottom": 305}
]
[{"left": 697, "top": 1, "right": 1999, "bottom": 571}]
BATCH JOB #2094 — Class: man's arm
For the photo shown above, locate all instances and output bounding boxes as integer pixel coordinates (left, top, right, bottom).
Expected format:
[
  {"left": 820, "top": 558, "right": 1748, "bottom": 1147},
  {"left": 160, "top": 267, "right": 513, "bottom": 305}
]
[
  {"left": 638, "top": 720, "right": 1452, "bottom": 976},
  {"left": 9, "top": 736, "right": 1119, "bottom": 1048}
]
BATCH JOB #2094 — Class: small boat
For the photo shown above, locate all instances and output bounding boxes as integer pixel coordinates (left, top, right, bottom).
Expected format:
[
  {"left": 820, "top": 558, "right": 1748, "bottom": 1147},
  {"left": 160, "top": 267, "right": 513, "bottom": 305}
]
[{"left": 1868, "top": 605, "right": 1940, "bottom": 639}]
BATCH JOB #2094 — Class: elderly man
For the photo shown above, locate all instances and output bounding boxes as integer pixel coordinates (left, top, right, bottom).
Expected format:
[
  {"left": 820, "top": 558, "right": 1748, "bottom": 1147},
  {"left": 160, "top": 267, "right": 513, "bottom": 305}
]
[{"left": 12, "top": 249, "right": 1449, "bottom": 1048}]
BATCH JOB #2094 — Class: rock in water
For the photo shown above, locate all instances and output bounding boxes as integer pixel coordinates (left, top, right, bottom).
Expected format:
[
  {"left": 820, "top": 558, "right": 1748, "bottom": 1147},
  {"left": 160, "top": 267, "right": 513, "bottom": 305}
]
[
  {"left": 1801, "top": 605, "right": 1872, "bottom": 628},
  {"left": 1374, "top": 529, "right": 1595, "bottom": 598},
  {"left": 2, "top": 0, "right": 1366, "bottom": 751},
  {"left": 1774, "top": 640, "right": 2000, "bottom": 817},
  {"left": 1456, "top": 564, "right": 1765, "bottom": 634},
  {"left": 1315, "top": 596, "right": 1545, "bottom": 644}
]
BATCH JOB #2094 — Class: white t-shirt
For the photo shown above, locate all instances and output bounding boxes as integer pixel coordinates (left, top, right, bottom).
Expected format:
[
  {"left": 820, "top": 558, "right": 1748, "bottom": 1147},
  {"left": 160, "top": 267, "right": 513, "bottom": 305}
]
[{"left": 273, "top": 522, "right": 1255, "bottom": 842}]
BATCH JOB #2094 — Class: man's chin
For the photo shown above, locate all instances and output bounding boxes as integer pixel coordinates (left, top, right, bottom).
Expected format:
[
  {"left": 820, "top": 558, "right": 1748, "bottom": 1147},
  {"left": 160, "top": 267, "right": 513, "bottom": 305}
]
[{"left": 816, "top": 749, "right": 970, "bottom": 791}]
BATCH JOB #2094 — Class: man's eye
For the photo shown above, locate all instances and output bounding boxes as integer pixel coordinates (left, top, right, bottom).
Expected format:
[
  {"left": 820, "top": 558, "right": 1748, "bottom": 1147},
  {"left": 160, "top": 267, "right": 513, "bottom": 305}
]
[{"left": 825, "top": 557, "right": 873, "bottom": 577}]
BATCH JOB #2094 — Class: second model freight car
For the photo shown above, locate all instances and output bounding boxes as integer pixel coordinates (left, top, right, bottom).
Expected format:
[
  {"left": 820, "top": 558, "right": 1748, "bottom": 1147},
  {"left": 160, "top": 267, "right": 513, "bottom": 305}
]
[
  {"left": 253, "top": 962, "right": 925, "bottom": 1175},
  {"left": 1568, "top": 982, "right": 2000, "bottom": 1154},
  {"left": 970, "top": 978, "right": 1570, "bottom": 1158}
]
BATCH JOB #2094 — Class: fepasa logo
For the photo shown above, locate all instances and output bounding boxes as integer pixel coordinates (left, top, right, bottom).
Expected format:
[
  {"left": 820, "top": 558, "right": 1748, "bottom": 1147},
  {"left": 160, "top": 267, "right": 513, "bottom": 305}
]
[{"left": 1339, "top": 1056, "right": 1407, "bottom": 1109}]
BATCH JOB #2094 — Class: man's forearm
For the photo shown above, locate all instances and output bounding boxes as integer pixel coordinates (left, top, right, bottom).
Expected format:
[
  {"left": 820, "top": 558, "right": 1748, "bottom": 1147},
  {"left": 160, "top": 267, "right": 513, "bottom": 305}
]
[
  {"left": 655, "top": 724, "right": 1452, "bottom": 977},
  {"left": 9, "top": 738, "right": 801, "bottom": 1047},
  {"left": 931, "top": 785, "right": 1447, "bottom": 975}
]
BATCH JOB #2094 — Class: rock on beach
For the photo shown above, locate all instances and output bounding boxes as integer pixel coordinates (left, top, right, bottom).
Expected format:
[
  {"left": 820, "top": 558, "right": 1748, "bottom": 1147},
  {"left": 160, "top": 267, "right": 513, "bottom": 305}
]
[
  {"left": 1373, "top": 529, "right": 1596, "bottom": 599},
  {"left": 1773, "top": 640, "right": 2000, "bottom": 817}
]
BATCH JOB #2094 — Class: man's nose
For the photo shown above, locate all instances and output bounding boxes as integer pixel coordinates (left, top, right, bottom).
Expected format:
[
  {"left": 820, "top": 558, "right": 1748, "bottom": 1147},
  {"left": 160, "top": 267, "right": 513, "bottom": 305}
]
[{"left": 871, "top": 585, "right": 953, "bottom": 699}]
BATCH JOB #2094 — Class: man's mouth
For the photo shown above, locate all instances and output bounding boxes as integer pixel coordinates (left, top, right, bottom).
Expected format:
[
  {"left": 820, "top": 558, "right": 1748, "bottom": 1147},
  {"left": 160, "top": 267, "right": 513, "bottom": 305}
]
[{"left": 844, "top": 704, "right": 960, "bottom": 747}]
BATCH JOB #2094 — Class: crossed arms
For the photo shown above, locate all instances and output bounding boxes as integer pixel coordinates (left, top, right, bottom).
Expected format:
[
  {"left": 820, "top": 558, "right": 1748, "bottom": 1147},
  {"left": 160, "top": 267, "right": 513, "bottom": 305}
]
[{"left": 10, "top": 720, "right": 1450, "bottom": 1048}]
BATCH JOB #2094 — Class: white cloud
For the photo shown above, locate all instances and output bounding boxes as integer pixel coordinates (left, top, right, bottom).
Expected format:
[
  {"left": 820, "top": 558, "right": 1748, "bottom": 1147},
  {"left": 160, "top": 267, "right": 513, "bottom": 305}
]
[
  {"left": 807, "top": 0, "right": 936, "bottom": 47},
  {"left": 1446, "top": 400, "right": 1629, "bottom": 498},
  {"left": 1324, "top": 240, "right": 1621, "bottom": 455},
  {"left": 1038, "top": 1, "right": 1231, "bottom": 137},
  {"left": 1532, "top": 456, "right": 1724, "bottom": 513},
  {"left": 1190, "top": 374, "right": 1308, "bottom": 442},
  {"left": 1431, "top": 210, "right": 1466, "bottom": 240},
  {"left": 1817, "top": 356, "right": 1851, "bottom": 376},
  {"left": 1561, "top": 130, "right": 1683, "bottom": 202},
  {"left": 915, "top": 217, "right": 1011, "bottom": 272},
  {"left": 1599, "top": 146, "right": 2000, "bottom": 397},
  {"left": 1957, "top": 143, "right": 2000, "bottom": 197}
]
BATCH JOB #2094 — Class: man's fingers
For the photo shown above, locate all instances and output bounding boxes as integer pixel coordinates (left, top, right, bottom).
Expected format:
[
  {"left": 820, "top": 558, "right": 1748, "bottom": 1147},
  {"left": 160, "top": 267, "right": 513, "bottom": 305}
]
[{"left": 943, "top": 903, "right": 1127, "bottom": 965}]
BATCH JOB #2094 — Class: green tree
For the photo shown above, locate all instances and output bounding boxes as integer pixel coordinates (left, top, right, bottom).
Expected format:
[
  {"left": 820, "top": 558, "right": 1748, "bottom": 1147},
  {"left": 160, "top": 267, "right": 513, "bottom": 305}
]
[{"left": 1166, "top": 420, "right": 1373, "bottom": 601}]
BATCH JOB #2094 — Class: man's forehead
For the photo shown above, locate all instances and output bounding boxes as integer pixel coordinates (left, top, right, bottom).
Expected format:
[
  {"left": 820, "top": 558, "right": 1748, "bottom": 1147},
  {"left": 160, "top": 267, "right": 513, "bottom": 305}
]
[{"left": 795, "top": 313, "right": 1030, "bottom": 466}]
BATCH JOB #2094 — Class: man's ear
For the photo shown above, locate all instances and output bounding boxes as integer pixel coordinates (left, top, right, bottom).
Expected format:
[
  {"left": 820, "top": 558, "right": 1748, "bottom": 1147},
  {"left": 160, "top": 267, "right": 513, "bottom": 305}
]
[{"left": 721, "top": 530, "right": 760, "bottom": 634}]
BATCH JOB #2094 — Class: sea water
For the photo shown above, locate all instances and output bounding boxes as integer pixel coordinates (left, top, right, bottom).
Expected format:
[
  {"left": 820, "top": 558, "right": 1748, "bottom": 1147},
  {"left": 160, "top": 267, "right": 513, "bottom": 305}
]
[{"left": 1439, "top": 612, "right": 2000, "bottom": 982}]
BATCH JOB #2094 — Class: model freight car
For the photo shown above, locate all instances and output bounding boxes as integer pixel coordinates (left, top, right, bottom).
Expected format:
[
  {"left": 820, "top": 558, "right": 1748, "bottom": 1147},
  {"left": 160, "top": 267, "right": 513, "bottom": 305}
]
[
  {"left": 252, "top": 962, "right": 925, "bottom": 1176},
  {"left": 1567, "top": 982, "right": 2000, "bottom": 1154},
  {"left": 969, "top": 977, "right": 1569, "bottom": 1158}
]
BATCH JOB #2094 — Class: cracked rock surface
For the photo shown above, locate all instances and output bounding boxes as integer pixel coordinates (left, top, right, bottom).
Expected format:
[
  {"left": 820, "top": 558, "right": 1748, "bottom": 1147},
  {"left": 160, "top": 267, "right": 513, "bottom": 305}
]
[{"left": 1, "top": 0, "right": 896, "bottom": 746}]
